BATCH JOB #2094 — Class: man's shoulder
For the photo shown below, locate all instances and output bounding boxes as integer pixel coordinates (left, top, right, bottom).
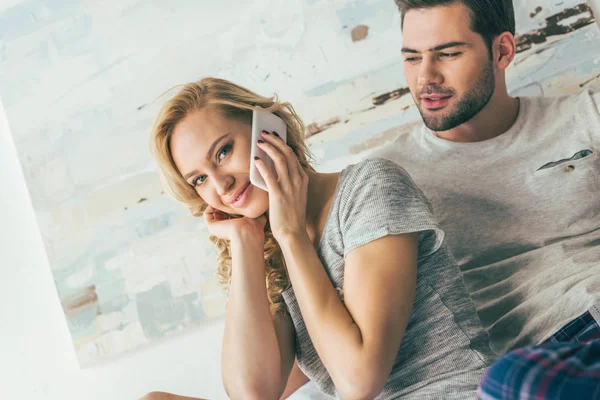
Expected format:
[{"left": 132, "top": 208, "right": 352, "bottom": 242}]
[
  {"left": 524, "top": 89, "right": 600, "bottom": 121},
  {"left": 517, "top": 90, "right": 600, "bottom": 148}
]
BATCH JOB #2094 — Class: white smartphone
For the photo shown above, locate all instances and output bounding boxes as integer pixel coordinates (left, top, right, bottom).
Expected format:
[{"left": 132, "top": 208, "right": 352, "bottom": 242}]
[{"left": 250, "top": 107, "right": 288, "bottom": 192}]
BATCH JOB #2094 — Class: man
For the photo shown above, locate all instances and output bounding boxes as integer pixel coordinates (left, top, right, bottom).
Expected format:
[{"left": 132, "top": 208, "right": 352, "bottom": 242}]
[{"left": 372, "top": 0, "right": 600, "bottom": 398}]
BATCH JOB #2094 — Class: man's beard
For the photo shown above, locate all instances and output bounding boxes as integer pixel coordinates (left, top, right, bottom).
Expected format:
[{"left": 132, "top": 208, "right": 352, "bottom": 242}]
[{"left": 417, "top": 60, "right": 495, "bottom": 132}]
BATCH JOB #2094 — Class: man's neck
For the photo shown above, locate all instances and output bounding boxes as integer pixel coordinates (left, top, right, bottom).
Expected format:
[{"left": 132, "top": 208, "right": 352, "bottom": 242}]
[{"left": 435, "top": 94, "right": 520, "bottom": 143}]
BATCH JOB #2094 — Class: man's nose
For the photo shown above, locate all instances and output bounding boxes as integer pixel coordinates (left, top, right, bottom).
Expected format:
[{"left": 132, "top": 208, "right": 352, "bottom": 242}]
[{"left": 417, "top": 58, "right": 443, "bottom": 87}]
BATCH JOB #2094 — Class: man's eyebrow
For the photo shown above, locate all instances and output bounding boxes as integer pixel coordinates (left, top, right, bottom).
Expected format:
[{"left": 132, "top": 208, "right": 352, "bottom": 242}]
[
  {"left": 182, "top": 133, "right": 229, "bottom": 181},
  {"left": 401, "top": 47, "right": 419, "bottom": 54},
  {"left": 432, "top": 41, "right": 469, "bottom": 51},
  {"left": 401, "top": 42, "right": 470, "bottom": 53}
]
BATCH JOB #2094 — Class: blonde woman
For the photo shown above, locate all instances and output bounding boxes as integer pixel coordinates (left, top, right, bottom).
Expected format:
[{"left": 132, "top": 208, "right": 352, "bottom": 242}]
[{"left": 144, "top": 77, "right": 495, "bottom": 400}]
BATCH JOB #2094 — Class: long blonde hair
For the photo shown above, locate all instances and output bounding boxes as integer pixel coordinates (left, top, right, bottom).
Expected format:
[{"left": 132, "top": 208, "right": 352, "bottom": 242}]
[{"left": 151, "top": 77, "right": 314, "bottom": 314}]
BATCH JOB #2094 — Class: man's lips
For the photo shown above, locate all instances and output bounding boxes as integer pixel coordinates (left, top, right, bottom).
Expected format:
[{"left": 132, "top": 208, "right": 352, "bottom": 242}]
[
  {"left": 227, "top": 181, "right": 251, "bottom": 205},
  {"left": 420, "top": 94, "right": 452, "bottom": 109},
  {"left": 420, "top": 94, "right": 452, "bottom": 100}
]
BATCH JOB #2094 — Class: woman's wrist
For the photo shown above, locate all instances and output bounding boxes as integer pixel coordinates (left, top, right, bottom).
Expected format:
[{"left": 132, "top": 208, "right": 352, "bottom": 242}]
[
  {"left": 230, "top": 229, "right": 265, "bottom": 253},
  {"left": 276, "top": 231, "right": 312, "bottom": 253},
  {"left": 230, "top": 233, "right": 267, "bottom": 277}
]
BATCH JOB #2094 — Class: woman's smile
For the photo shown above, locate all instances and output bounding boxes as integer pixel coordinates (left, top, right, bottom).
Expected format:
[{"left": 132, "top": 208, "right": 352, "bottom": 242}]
[{"left": 227, "top": 181, "right": 253, "bottom": 208}]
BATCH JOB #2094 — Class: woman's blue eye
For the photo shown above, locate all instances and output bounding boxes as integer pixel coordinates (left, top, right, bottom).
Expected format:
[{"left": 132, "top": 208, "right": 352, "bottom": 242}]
[
  {"left": 192, "top": 143, "right": 233, "bottom": 187},
  {"left": 193, "top": 175, "right": 207, "bottom": 186},
  {"left": 217, "top": 144, "right": 232, "bottom": 161}
]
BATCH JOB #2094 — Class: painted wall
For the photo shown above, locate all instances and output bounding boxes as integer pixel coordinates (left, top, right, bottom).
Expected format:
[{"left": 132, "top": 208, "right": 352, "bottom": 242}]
[
  {"left": 0, "top": 95, "right": 226, "bottom": 400},
  {"left": 1, "top": 0, "right": 599, "bottom": 399}
]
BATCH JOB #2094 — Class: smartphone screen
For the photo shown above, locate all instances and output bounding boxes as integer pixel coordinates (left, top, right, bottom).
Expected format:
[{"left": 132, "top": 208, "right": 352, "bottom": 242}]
[{"left": 249, "top": 108, "right": 288, "bottom": 191}]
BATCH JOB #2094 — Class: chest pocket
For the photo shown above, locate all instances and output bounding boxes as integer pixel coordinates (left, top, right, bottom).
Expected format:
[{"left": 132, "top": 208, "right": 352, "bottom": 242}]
[
  {"left": 527, "top": 149, "right": 599, "bottom": 237},
  {"left": 536, "top": 149, "right": 594, "bottom": 171}
]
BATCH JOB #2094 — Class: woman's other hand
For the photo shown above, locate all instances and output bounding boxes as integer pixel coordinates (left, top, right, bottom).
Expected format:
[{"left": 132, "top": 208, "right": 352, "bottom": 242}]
[{"left": 203, "top": 205, "right": 266, "bottom": 247}]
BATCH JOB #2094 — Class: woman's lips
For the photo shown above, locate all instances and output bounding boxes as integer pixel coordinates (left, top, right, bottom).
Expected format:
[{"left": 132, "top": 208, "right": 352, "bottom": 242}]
[{"left": 228, "top": 181, "right": 252, "bottom": 208}]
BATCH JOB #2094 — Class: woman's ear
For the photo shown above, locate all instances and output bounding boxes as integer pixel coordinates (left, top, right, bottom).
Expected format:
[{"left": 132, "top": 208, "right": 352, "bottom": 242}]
[{"left": 494, "top": 32, "right": 516, "bottom": 70}]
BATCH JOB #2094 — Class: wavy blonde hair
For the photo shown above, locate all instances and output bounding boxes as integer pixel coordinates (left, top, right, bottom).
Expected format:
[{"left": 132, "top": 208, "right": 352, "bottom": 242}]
[{"left": 151, "top": 77, "right": 314, "bottom": 314}]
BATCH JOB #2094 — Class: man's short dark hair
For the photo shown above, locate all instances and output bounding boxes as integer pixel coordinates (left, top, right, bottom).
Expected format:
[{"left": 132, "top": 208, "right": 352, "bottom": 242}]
[{"left": 395, "top": 0, "right": 516, "bottom": 50}]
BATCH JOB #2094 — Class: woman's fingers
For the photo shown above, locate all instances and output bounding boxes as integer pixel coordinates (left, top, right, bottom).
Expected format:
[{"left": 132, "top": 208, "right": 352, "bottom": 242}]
[
  {"left": 204, "top": 206, "right": 230, "bottom": 225},
  {"left": 267, "top": 131, "right": 306, "bottom": 187},
  {"left": 203, "top": 206, "right": 216, "bottom": 222},
  {"left": 257, "top": 131, "right": 295, "bottom": 184},
  {"left": 293, "top": 154, "right": 307, "bottom": 185},
  {"left": 253, "top": 156, "right": 279, "bottom": 194}
]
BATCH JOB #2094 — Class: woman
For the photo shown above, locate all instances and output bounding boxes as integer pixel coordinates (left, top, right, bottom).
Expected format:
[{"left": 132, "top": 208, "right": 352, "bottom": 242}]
[{"left": 146, "top": 77, "right": 495, "bottom": 399}]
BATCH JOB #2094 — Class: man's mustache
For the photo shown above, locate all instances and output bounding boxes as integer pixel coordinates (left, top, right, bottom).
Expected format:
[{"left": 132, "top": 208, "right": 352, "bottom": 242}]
[{"left": 420, "top": 85, "right": 455, "bottom": 97}]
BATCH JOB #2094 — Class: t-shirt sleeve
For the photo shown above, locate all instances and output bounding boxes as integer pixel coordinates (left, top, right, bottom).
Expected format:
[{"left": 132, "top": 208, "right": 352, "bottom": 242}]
[{"left": 339, "top": 158, "right": 444, "bottom": 259}]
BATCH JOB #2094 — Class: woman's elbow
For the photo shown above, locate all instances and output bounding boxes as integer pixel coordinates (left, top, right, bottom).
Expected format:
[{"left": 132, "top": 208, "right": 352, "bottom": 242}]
[
  {"left": 336, "top": 374, "right": 386, "bottom": 400},
  {"left": 223, "top": 378, "right": 283, "bottom": 400},
  {"left": 338, "top": 385, "right": 385, "bottom": 400}
]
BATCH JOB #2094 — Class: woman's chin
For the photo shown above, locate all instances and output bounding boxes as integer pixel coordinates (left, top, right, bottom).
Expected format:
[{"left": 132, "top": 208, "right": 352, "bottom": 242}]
[{"left": 241, "top": 204, "right": 269, "bottom": 219}]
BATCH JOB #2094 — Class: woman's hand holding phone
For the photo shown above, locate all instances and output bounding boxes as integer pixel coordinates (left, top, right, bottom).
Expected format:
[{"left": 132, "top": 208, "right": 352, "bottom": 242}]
[
  {"left": 253, "top": 130, "right": 309, "bottom": 243},
  {"left": 249, "top": 108, "right": 287, "bottom": 191}
]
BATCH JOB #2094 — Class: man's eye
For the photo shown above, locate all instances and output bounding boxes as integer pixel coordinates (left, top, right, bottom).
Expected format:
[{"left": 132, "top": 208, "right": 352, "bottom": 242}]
[
  {"left": 193, "top": 175, "right": 207, "bottom": 187},
  {"left": 404, "top": 57, "right": 421, "bottom": 63},
  {"left": 217, "top": 144, "right": 232, "bottom": 161},
  {"left": 439, "top": 52, "right": 460, "bottom": 58}
]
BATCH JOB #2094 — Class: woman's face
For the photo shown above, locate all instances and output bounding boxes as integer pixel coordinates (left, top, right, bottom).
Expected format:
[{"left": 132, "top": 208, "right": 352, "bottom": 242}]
[{"left": 170, "top": 106, "right": 270, "bottom": 218}]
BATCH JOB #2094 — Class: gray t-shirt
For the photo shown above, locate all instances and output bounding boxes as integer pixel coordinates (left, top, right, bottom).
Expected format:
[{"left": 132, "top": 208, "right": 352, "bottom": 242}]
[
  {"left": 282, "top": 158, "right": 495, "bottom": 399},
  {"left": 371, "top": 90, "right": 600, "bottom": 356}
]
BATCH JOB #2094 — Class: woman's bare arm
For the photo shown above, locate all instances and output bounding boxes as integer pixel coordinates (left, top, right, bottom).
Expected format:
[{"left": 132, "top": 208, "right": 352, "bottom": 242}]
[
  {"left": 221, "top": 234, "right": 296, "bottom": 400},
  {"left": 279, "top": 233, "right": 419, "bottom": 400}
]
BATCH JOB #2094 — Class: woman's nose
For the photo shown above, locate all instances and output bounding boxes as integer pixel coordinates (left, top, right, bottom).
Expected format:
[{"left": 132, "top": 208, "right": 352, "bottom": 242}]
[{"left": 214, "top": 174, "right": 234, "bottom": 196}]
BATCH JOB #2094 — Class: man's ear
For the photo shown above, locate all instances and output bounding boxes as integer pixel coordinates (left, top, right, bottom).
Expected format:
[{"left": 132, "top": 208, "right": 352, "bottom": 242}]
[{"left": 494, "top": 32, "right": 516, "bottom": 70}]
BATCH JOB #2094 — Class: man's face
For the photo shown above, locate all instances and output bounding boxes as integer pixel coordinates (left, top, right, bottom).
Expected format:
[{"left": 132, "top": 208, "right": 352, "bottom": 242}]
[{"left": 401, "top": 3, "right": 496, "bottom": 131}]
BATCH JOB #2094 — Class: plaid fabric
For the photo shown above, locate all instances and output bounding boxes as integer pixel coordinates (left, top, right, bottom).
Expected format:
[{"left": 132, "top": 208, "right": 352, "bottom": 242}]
[{"left": 478, "top": 310, "right": 600, "bottom": 399}]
